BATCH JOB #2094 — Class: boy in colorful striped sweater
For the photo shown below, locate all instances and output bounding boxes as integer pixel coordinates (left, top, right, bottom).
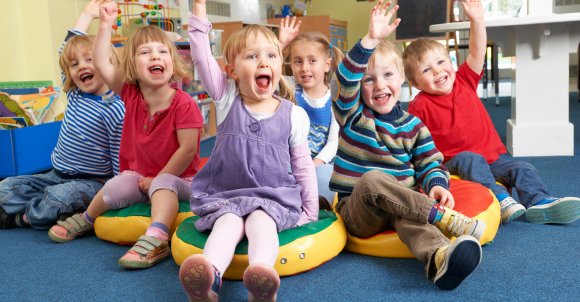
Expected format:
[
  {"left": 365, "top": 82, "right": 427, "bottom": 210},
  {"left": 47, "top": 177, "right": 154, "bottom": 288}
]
[{"left": 331, "top": 1, "right": 486, "bottom": 290}]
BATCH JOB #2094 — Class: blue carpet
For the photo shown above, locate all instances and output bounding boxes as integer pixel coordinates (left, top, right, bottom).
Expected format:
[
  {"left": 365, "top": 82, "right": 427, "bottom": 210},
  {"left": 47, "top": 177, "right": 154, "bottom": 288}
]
[{"left": 0, "top": 96, "right": 579, "bottom": 301}]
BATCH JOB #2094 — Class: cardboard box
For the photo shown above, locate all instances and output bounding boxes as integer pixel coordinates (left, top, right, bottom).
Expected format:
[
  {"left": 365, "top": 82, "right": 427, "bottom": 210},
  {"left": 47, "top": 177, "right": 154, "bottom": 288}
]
[{"left": 0, "top": 121, "right": 61, "bottom": 178}]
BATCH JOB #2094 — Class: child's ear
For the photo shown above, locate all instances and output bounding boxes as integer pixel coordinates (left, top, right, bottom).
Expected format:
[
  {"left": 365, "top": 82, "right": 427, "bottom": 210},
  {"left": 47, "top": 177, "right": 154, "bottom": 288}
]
[
  {"left": 225, "top": 64, "right": 238, "bottom": 80},
  {"left": 324, "top": 57, "right": 332, "bottom": 73}
]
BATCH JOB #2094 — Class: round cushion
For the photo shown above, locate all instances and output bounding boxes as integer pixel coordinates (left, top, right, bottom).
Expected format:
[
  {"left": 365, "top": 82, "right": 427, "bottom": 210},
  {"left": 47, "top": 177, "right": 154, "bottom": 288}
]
[
  {"left": 345, "top": 177, "right": 501, "bottom": 258},
  {"left": 171, "top": 210, "right": 347, "bottom": 280},
  {"left": 94, "top": 201, "right": 194, "bottom": 245}
]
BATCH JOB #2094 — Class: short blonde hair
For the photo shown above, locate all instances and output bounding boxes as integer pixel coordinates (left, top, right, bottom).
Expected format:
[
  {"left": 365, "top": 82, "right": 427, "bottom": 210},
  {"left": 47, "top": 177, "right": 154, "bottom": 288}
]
[
  {"left": 121, "top": 25, "right": 191, "bottom": 85},
  {"left": 222, "top": 24, "right": 294, "bottom": 102},
  {"left": 368, "top": 39, "right": 405, "bottom": 79},
  {"left": 402, "top": 38, "right": 449, "bottom": 84},
  {"left": 59, "top": 35, "right": 119, "bottom": 92}
]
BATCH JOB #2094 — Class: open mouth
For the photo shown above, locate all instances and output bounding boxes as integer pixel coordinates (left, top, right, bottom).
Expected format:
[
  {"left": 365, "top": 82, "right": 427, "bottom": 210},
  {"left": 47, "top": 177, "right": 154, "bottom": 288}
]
[
  {"left": 301, "top": 75, "right": 313, "bottom": 81},
  {"left": 79, "top": 72, "right": 94, "bottom": 84},
  {"left": 435, "top": 75, "right": 448, "bottom": 85},
  {"left": 149, "top": 65, "right": 165, "bottom": 74},
  {"left": 255, "top": 75, "right": 271, "bottom": 90},
  {"left": 374, "top": 93, "right": 392, "bottom": 103}
]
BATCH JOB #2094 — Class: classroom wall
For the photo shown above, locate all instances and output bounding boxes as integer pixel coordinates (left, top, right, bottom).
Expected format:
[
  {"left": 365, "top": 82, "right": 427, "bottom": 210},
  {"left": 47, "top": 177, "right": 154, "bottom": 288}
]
[{"left": 307, "top": 0, "right": 382, "bottom": 50}]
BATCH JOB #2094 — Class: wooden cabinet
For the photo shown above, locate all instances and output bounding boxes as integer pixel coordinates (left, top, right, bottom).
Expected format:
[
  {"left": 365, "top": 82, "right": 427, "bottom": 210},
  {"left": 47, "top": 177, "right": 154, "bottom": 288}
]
[{"left": 267, "top": 15, "right": 348, "bottom": 53}]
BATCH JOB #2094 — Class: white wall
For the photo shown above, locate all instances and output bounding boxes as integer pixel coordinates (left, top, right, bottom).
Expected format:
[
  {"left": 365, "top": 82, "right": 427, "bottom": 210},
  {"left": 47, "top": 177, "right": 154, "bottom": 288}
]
[{"left": 181, "top": 0, "right": 286, "bottom": 23}]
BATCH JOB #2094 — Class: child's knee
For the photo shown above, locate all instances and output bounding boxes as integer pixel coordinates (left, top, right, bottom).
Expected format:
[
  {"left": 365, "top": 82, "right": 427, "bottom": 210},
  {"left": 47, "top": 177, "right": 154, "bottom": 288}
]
[{"left": 148, "top": 173, "right": 181, "bottom": 197}]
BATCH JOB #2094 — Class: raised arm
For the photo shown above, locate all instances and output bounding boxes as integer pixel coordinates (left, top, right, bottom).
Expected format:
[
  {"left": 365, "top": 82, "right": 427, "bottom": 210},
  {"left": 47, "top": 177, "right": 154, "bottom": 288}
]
[
  {"left": 278, "top": 16, "right": 302, "bottom": 51},
  {"left": 93, "top": 1, "right": 123, "bottom": 94},
  {"left": 360, "top": 0, "right": 400, "bottom": 49},
  {"left": 463, "top": 0, "right": 486, "bottom": 74},
  {"left": 74, "top": 0, "right": 107, "bottom": 33},
  {"left": 189, "top": 0, "right": 229, "bottom": 100},
  {"left": 334, "top": 1, "right": 400, "bottom": 125}
]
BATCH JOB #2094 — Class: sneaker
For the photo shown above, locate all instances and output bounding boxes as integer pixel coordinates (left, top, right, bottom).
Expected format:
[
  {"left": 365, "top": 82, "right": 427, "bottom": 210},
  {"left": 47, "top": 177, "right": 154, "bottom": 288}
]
[
  {"left": 243, "top": 264, "right": 280, "bottom": 302},
  {"left": 0, "top": 207, "right": 17, "bottom": 229},
  {"left": 436, "top": 209, "right": 487, "bottom": 241},
  {"left": 499, "top": 196, "right": 526, "bottom": 223},
  {"left": 118, "top": 235, "right": 170, "bottom": 269},
  {"left": 526, "top": 197, "right": 580, "bottom": 224},
  {"left": 433, "top": 235, "right": 482, "bottom": 290},
  {"left": 48, "top": 213, "right": 93, "bottom": 243},
  {"left": 179, "top": 254, "right": 220, "bottom": 302}
]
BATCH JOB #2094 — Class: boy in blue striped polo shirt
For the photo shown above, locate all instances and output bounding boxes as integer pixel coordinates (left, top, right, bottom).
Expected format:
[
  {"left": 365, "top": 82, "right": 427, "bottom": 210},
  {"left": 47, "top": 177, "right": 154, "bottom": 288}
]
[{"left": 0, "top": 0, "right": 124, "bottom": 229}]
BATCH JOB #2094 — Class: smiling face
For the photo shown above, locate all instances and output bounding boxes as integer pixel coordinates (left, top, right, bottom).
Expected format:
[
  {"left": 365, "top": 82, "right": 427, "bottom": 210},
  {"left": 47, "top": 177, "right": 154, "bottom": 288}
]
[
  {"left": 410, "top": 48, "right": 455, "bottom": 95},
  {"left": 67, "top": 46, "right": 108, "bottom": 95},
  {"left": 289, "top": 40, "right": 331, "bottom": 95},
  {"left": 361, "top": 53, "right": 405, "bottom": 115},
  {"left": 226, "top": 32, "right": 282, "bottom": 103},
  {"left": 133, "top": 41, "right": 174, "bottom": 89}
]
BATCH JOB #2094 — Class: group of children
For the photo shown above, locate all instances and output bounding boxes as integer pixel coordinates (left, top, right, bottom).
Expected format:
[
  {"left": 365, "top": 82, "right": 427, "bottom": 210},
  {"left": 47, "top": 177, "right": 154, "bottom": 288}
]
[{"left": 0, "top": 0, "right": 578, "bottom": 300}]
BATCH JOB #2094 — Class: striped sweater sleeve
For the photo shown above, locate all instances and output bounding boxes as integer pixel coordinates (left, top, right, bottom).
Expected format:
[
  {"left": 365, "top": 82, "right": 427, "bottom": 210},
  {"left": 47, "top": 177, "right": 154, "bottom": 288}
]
[
  {"left": 410, "top": 120, "right": 449, "bottom": 192},
  {"left": 333, "top": 40, "right": 374, "bottom": 126}
]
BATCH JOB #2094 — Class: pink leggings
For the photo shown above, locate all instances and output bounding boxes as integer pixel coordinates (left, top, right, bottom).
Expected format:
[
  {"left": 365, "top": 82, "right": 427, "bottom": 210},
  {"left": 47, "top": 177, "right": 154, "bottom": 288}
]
[
  {"left": 203, "top": 210, "right": 279, "bottom": 275},
  {"left": 102, "top": 171, "right": 192, "bottom": 209}
]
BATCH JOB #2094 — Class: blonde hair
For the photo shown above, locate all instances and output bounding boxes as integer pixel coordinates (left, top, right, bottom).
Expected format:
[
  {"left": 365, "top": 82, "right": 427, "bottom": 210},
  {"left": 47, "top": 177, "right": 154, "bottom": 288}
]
[
  {"left": 59, "top": 35, "right": 119, "bottom": 93},
  {"left": 222, "top": 24, "right": 294, "bottom": 102},
  {"left": 285, "top": 31, "right": 344, "bottom": 87},
  {"left": 402, "top": 38, "right": 449, "bottom": 84},
  {"left": 368, "top": 39, "right": 405, "bottom": 79},
  {"left": 121, "top": 25, "right": 191, "bottom": 85}
]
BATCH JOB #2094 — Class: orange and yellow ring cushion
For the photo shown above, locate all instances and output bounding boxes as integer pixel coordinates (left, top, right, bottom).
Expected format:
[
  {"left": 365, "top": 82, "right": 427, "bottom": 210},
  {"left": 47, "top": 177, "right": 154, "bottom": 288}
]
[
  {"left": 94, "top": 201, "right": 194, "bottom": 245},
  {"left": 171, "top": 210, "right": 348, "bottom": 280},
  {"left": 344, "top": 176, "right": 501, "bottom": 258}
]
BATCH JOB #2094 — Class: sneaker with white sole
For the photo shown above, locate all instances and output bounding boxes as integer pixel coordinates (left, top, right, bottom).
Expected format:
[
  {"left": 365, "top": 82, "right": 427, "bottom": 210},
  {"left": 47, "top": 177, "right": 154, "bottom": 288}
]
[
  {"left": 433, "top": 235, "right": 482, "bottom": 290},
  {"left": 499, "top": 196, "right": 526, "bottom": 223},
  {"left": 526, "top": 197, "right": 580, "bottom": 224},
  {"left": 435, "top": 208, "right": 487, "bottom": 241}
]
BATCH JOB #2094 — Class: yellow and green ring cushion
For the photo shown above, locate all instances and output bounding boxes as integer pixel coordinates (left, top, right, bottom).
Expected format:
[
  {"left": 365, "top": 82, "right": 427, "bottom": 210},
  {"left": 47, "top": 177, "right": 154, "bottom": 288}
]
[
  {"left": 94, "top": 201, "right": 194, "bottom": 245},
  {"left": 171, "top": 210, "right": 348, "bottom": 280}
]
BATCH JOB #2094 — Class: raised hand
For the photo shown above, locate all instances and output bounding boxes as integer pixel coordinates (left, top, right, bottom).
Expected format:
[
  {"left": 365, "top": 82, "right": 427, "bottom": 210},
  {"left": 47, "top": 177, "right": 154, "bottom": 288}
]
[
  {"left": 367, "top": 0, "right": 400, "bottom": 41},
  {"left": 99, "top": 1, "right": 118, "bottom": 25},
  {"left": 461, "top": 0, "right": 484, "bottom": 21},
  {"left": 279, "top": 16, "right": 302, "bottom": 50},
  {"left": 84, "top": 0, "right": 109, "bottom": 20}
]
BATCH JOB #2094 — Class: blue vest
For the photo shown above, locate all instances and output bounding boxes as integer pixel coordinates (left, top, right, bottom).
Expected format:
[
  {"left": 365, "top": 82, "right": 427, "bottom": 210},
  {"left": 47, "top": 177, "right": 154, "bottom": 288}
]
[{"left": 295, "top": 86, "right": 332, "bottom": 157}]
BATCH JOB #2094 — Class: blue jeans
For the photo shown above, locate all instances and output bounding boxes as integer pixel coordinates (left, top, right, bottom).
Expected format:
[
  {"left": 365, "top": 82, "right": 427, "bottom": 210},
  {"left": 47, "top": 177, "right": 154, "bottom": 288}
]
[
  {"left": 445, "top": 151, "right": 550, "bottom": 208},
  {"left": 316, "top": 163, "right": 336, "bottom": 206},
  {"left": 0, "top": 170, "right": 105, "bottom": 229}
]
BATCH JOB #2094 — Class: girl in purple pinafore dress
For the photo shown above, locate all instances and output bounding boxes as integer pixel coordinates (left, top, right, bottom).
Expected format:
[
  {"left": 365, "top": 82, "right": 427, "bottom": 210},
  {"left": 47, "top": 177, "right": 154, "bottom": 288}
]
[{"left": 178, "top": 2, "right": 318, "bottom": 302}]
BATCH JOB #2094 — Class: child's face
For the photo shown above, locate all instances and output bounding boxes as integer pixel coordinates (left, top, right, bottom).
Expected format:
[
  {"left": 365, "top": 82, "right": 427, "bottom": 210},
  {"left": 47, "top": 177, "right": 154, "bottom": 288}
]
[
  {"left": 134, "top": 41, "right": 173, "bottom": 88},
  {"left": 289, "top": 41, "right": 331, "bottom": 91},
  {"left": 361, "top": 54, "right": 404, "bottom": 115},
  {"left": 68, "top": 47, "right": 108, "bottom": 95},
  {"left": 411, "top": 49, "right": 455, "bottom": 95},
  {"left": 228, "top": 33, "right": 282, "bottom": 102}
]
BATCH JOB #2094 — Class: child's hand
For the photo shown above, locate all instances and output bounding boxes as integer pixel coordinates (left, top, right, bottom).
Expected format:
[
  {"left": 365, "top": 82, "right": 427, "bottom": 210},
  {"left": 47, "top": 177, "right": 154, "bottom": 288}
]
[
  {"left": 461, "top": 0, "right": 484, "bottom": 21},
  {"left": 363, "top": 0, "right": 400, "bottom": 47},
  {"left": 99, "top": 1, "right": 118, "bottom": 25},
  {"left": 139, "top": 177, "right": 153, "bottom": 194},
  {"left": 312, "top": 158, "right": 325, "bottom": 166},
  {"left": 279, "top": 16, "right": 302, "bottom": 50},
  {"left": 84, "top": 0, "right": 109, "bottom": 20},
  {"left": 429, "top": 186, "right": 455, "bottom": 209}
]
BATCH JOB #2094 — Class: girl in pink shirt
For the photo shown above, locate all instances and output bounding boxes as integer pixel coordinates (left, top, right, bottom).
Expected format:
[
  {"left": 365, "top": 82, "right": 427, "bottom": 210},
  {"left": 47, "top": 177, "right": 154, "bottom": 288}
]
[{"left": 48, "top": 1, "right": 204, "bottom": 270}]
